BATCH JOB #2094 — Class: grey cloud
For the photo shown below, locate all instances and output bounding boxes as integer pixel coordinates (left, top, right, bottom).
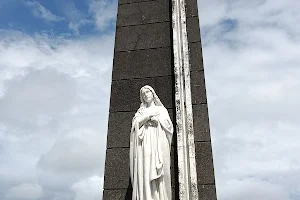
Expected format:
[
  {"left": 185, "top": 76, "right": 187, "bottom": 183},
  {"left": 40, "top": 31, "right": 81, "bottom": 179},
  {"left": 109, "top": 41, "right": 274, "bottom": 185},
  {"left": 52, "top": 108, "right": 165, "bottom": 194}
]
[
  {"left": 71, "top": 176, "right": 103, "bottom": 200},
  {"left": 217, "top": 177, "right": 289, "bottom": 200},
  {"left": 5, "top": 183, "right": 43, "bottom": 200},
  {"left": 0, "top": 68, "right": 76, "bottom": 132},
  {"left": 36, "top": 128, "right": 106, "bottom": 200},
  {"left": 37, "top": 128, "right": 105, "bottom": 174}
]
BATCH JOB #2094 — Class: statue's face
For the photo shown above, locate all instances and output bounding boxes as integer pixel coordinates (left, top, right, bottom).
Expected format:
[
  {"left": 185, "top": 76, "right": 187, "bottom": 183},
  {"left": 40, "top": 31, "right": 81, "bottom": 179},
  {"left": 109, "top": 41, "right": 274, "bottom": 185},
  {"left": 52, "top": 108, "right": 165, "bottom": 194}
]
[{"left": 141, "top": 88, "right": 154, "bottom": 104}]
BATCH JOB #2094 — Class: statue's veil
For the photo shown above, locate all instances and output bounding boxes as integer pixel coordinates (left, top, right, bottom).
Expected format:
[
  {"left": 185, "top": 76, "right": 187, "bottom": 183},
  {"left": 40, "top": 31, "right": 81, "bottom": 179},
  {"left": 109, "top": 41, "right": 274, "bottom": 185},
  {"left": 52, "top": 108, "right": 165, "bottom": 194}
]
[{"left": 139, "top": 85, "right": 164, "bottom": 109}]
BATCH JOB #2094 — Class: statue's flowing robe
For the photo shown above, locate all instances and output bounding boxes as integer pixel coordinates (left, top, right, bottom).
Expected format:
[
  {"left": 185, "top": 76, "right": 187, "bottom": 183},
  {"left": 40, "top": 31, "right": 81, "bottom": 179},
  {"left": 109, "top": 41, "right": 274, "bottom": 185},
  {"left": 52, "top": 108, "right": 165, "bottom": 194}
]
[{"left": 130, "top": 106, "right": 173, "bottom": 200}]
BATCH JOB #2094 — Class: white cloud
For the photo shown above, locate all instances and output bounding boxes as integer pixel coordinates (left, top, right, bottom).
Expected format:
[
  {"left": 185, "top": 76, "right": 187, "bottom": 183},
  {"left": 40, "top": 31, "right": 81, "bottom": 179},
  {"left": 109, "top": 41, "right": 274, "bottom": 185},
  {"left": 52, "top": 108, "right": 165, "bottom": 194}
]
[
  {"left": 0, "top": 30, "right": 114, "bottom": 99},
  {"left": 198, "top": 0, "right": 300, "bottom": 199},
  {"left": 68, "top": 19, "right": 92, "bottom": 36},
  {"left": 60, "top": 0, "right": 117, "bottom": 34},
  {"left": 5, "top": 183, "right": 43, "bottom": 200},
  {"left": 0, "top": 30, "right": 114, "bottom": 199},
  {"left": 23, "top": 1, "right": 64, "bottom": 22},
  {"left": 62, "top": 1, "right": 92, "bottom": 35},
  {"left": 71, "top": 176, "right": 103, "bottom": 200},
  {"left": 88, "top": 0, "right": 118, "bottom": 31}
]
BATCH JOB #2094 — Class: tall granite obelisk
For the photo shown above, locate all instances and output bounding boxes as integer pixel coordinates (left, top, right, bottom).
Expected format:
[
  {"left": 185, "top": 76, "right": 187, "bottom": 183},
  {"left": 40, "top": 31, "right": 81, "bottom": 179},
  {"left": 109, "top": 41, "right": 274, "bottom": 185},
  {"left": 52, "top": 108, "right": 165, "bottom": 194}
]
[{"left": 103, "top": 0, "right": 217, "bottom": 199}]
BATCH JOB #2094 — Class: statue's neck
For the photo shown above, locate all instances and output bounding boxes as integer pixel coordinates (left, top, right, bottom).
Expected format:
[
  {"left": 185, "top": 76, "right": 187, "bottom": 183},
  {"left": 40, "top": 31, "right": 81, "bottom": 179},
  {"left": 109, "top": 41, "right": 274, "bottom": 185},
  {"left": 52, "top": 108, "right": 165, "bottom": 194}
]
[{"left": 146, "top": 101, "right": 155, "bottom": 108}]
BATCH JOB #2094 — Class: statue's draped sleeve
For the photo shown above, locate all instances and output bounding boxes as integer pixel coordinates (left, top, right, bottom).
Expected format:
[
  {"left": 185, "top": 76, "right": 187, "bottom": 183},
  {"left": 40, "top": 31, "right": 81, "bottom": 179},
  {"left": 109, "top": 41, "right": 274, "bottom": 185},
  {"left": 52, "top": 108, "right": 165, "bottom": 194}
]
[{"left": 157, "top": 107, "right": 173, "bottom": 148}]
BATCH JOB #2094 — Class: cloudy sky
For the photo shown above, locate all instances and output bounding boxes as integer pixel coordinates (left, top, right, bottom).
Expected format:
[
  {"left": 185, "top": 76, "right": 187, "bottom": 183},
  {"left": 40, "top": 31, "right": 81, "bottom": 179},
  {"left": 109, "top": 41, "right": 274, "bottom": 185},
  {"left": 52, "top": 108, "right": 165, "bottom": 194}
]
[{"left": 0, "top": 0, "right": 299, "bottom": 199}]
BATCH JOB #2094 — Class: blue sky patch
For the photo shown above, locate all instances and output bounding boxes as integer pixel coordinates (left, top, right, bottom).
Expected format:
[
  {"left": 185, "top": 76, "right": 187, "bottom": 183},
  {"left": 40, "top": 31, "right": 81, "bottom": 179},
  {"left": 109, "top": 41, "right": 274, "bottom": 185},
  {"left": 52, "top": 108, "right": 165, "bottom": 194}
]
[
  {"left": 0, "top": 0, "right": 117, "bottom": 37},
  {"left": 219, "top": 18, "right": 238, "bottom": 33}
]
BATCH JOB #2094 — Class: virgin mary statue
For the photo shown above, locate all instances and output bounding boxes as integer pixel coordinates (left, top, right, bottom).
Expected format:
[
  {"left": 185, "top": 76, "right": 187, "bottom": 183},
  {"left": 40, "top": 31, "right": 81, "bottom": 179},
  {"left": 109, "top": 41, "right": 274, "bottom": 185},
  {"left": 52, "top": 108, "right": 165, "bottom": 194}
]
[{"left": 130, "top": 85, "right": 173, "bottom": 200}]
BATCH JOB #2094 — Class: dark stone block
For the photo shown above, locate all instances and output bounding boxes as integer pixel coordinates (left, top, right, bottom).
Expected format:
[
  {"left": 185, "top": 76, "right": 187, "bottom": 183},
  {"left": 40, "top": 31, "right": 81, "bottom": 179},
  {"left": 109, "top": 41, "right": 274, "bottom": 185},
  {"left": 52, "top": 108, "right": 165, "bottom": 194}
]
[
  {"left": 172, "top": 186, "right": 180, "bottom": 200},
  {"left": 117, "top": 0, "right": 170, "bottom": 27},
  {"left": 154, "top": 76, "right": 174, "bottom": 109},
  {"left": 193, "top": 104, "right": 211, "bottom": 142},
  {"left": 170, "top": 147, "right": 179, "bottom": 200},
  {"left": 110, "top": 76, "right": 173, "bottom": 112},
  {"left": 185, "top": 0, "right": 198, "bottom": 17},
  {"left": 109, "top": 79, "right": 133, "bottom": 112},
  {"left": 103, "top": 188, "right": 132, "bottom": 200},
  {"left": 103, "top": 148, "right": 131, "bottom": 189},
  {"left": 186, "top": 17, "right": 201, "bottom": 43},
  {"left": 167, "top": 109, "right": 177, "bottom": 146},
  {"left": 112, "top": 47, "right": 172, "bottom": 80},
  {"left": 107, "top": 111, "right": 135, "bottom": 148},
  {"left": 195, "top": 142, "right": 215, "bottom": 185},
  {"left": 198, "top": 185, "right": 217, "bottom": 200},
  {"left": 115, "top": 22, "right": 171, "bottom": 51},
  {"left": 170, "top": 147, "right": 176, "bottom": 187},
  {"left": 119, "top": 0, "right": 153, "bottom": 4},
  {"left": 190, "top": 71, "right": 207, "bottom": 104},
  {"left": 189, "top": 42, "right": 204, "bottom": 71},
  {"left": 162, "top": 108, "right": 176, "bottom": 146}
]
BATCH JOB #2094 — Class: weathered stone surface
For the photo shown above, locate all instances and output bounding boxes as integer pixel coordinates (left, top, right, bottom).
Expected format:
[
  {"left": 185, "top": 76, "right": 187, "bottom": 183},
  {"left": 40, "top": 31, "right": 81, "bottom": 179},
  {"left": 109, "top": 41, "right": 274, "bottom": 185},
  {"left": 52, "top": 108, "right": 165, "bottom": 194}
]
[
  {"left": 167, "top": 109, "right": 176, "bottom": 125},
  {"left": 109, "top": 79, "right": 133, "bottom": 112},
  {"left": 195, "top": 142, "right": 216, "bottom": 185},
  {"left": 103, "top": 189, "right": 132, "bottom": 200},
  {"left": 170, "top": 147, "right": 176, "bottom": 187},
  {"left": 107, "top": 111, "right": 135, "bottom": 148},
  {"left": 154, "top": 76, "right": 174, "bottom": 109},
  {"left": 110, "top": 76, "right": 173, "bottom": 112},
  {"left": 171, "top": 150, "right": 179, "bottom": 200},
  {"left": 103, "top": 148, "right": 131, "bottom": 189},
  {"left": 190, "top": 71, "right": 207, "bottom": 104},
  {"left": 117, "top": 0, "right": 170, "bottom": 27},
  {"left": 189, "top": 42, "right": 204, "bottom": 71},
  {"left": 172, "top": 186, "right": 179, "bottom": 200},
  {"left": 112, "top": 47, "right": 172, "bottom": 80},
  {"left": 109, "top": 78, "right": 154, "bottom": 112},
  {"left": 186, "top": 17, "right": 201, "bottom": 43},
  {"left": 193, "top": 104, "right": 211, "bottom": 142},
  {"left": 115, "top": 22, "right": 171, "bottom": 51},
  {"left": 198, "top": 184, "right": 217, "bottom": 200},
  {"left": 119, "top": 0, "right": 153, "bottom": 5},
  {"left": 185, "top": 0, "right": 198, "bottom": 18}
]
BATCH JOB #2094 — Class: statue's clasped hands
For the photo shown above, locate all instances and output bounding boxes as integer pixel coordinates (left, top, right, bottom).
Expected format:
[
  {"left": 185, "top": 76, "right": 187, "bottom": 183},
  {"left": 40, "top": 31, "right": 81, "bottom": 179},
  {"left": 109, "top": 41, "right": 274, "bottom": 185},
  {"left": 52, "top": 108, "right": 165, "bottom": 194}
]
[{"left": 148, "top": 112, "right": 159, "bottom": 126}]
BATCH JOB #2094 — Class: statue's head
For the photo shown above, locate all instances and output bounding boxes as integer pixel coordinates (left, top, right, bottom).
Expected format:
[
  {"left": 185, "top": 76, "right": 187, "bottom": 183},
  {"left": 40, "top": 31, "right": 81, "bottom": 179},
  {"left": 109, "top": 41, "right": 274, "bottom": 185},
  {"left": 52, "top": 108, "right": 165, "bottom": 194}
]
[
  {"left": 139, "top": 85, "right": 163, "bottom": 107},
  {"left": 141, "top": 86, "right": 154, "bottom": 104}
]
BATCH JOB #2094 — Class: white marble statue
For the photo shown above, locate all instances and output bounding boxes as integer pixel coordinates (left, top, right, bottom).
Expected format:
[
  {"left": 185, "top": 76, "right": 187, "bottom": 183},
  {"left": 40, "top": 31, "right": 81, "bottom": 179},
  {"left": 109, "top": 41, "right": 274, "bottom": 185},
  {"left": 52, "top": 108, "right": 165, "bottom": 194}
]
[{"left": 130, "top": 85, "right": 174, "bottom": 200}]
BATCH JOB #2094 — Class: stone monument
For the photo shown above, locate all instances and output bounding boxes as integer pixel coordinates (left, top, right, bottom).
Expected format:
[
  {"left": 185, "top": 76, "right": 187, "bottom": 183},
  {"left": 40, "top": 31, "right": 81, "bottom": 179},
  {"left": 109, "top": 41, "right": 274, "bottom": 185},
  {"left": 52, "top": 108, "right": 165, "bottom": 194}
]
[{"left": 103, "top": 0, "right": 217, "bottom": 199}]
